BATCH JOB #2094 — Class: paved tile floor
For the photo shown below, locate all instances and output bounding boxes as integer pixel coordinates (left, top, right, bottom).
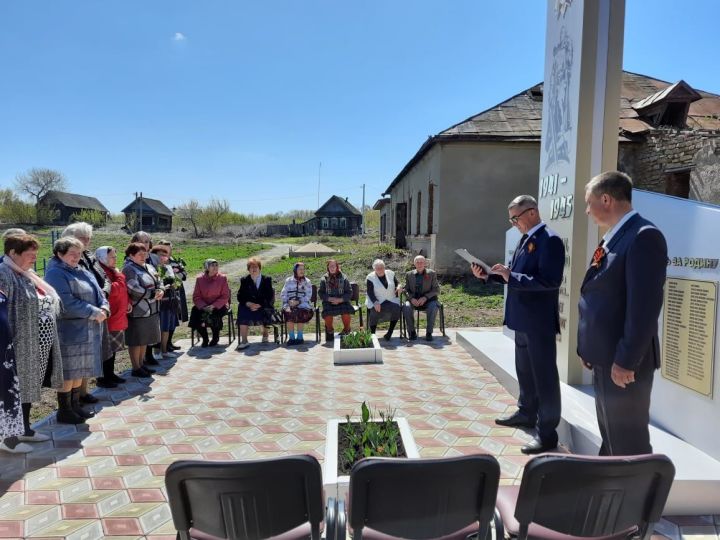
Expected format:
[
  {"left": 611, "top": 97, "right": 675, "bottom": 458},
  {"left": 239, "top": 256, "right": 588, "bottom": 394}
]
[{"left": 0, "top": 332, "right": 716, "bottom": 539}]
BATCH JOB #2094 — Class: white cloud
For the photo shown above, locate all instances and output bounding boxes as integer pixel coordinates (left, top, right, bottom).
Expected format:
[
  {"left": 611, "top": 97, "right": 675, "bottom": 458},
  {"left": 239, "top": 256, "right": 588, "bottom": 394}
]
[{"left": 173, "top": 32, "right": 186, "bottom": 41}]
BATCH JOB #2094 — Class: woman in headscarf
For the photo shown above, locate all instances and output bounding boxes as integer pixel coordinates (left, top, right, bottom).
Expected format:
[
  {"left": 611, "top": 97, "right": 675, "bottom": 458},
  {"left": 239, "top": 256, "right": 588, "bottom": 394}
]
[
  {"left": 235, "top": 257, "right": 274, "bottom": 350},
  {"left": 0, "top": 234, "right": 63, "bottom": 452},
  {"left": 318, "top": 259, "right": 353, "bottom": 342},
  {"left": 95, "top": 246, "right": 129, "bottom": 388},
  {"left": 190, "top": 259, "right": 230, "bottom": 347},
  {"left": 280, "top": 262, "right": 313, "bottom": 346},
  {"left": 45, "top": 237, "right": 109, "bottom": 425},
  {"left": 122, "top": 242, "right": 163, "bottom": 378}
]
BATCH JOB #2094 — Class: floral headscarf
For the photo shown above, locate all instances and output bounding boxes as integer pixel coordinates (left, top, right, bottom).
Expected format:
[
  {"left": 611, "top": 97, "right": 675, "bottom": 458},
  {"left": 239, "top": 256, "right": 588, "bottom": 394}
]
[
  {"left": 326, "top": 259, "right": 342, "bottom": 288},
  {"left": 293, "top": 262, "right": 306, "bottom": 281}
]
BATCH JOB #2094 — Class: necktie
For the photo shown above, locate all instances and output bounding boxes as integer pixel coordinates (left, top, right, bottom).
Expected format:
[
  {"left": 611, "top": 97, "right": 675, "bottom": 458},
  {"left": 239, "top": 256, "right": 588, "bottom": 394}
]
[{"left": 511, "top": 234, "right": 528, "bottom": 266}]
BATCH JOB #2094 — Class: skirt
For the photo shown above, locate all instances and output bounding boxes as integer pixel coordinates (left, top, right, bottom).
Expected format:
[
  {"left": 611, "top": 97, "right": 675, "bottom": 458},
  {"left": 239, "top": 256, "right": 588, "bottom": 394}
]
[
  {"left": 109, "top": 330, "right": 126, "bottom": 353},
  {"left": 321, "top": 301, "right": 355, "bottom": 318},
  {"left": 189, "top": 306, "right": 228, "bottom": 331},
  {"left": 284, "top": 307, "right": 314, "bottom": 324},
  {"left": 125, "top": 313, "right": 161, "bottom": 347},
  {"left": 367, "top": 301, "right": 402, "bottom": 327},
  {"left": 237, "top": 305, "right": 272, "bottom": 327},
  {"left": 160, "top": 309, "right": 178, "bottom": 332}
]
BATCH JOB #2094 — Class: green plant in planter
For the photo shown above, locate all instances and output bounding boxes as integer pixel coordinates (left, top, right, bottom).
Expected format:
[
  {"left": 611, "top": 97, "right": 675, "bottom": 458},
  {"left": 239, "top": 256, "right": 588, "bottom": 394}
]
[
  {"left": 340, "top": 329, "right": 374, "bottom": 349},
  {"left": 339, "top": 401, "right": 404, "bottom": 474}
]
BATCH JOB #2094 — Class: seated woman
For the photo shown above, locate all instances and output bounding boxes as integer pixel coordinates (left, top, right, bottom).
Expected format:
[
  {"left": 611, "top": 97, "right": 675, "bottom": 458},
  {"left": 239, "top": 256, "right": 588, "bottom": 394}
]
[
  {"left": 236, "top": 257, "right": 274, "bottom": 350},
  {"left": 319, "top": 259, "right": 353, "bottom": 341},
  {"left": 190, "top": 259, "right": 230, "bottom": 347},
  {"left": 151, "top": 245, "right": 180, "bottom": 356},
  {"left": 366, "top": 259, "right": 401, "bottom": 341},
  {"left": 45, "top": 237, "right": 109, "bottom": 424},
  {"left": 280, "top": 262, "right": 313, "bottom": 346}
]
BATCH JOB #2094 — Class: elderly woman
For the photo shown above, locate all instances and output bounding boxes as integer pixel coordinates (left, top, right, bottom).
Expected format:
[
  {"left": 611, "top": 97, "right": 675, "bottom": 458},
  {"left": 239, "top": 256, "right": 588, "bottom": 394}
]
[
  {"left": 45, "top": 237, "right": 109, "bottom": 425},
  {"left": 0, "top": 287, "right": 23, "bottom": 446},
  {"left": 280, "top": 262, "right": 313, "bottom": 346},
  {"left": 366, "top": 259, "right": 401, "bottom": 341},
  {"left": 95, "top": 246, "right": 129, "bottom": 389},
  {"left": 129, "top": 231, "right": 162, "bottom": 364},
  {"left": 158, "top": 240, "right": 188, "bottom": 350},
  {"left": 319, "top": 259, "right": 353, "bottom": 341},
  {"left": 61, "top": 222, "right": 110, "bottom": 406},
  {"left": 190, "top": 259, "right": 231, "bottom": 347},
  {"left": 0, "top": 235, "right": 63, "bottom": 452},
  {"left": 236, "top": 257, "right": 274, "bottom": 350},
  {"left": 151, "top": 245, "right": 180, "bottom": 356},
  {"left": 0, "top": 228, "right": 26, "bottom": 265},
  {"left": 123, "top": 242, "right": 164, "bottom": 377}
]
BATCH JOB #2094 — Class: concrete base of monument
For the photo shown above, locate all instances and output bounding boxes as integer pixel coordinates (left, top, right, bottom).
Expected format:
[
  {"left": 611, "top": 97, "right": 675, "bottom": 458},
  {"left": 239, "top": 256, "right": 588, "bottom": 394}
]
[{"left": 457, "top": 328, "right": 720, "bottom": 515}]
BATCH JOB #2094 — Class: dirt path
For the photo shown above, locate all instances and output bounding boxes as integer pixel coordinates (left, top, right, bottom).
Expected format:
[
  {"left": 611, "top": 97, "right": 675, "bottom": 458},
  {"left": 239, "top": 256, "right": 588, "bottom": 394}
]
[{"left": 184, "top": 242, "right": 291, "bottom": 297}]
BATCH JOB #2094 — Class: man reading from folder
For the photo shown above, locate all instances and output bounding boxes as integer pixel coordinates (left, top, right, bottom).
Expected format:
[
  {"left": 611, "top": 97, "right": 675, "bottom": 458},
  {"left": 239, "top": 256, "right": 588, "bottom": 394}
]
[{"left": 471, "top": 195, "right": 565, "bottom": 454}]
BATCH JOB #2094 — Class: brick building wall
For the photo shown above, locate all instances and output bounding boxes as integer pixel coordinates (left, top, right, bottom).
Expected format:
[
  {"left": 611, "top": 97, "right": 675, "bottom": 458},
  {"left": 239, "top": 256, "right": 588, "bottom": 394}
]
[{"left": 618, "top": 129, "right": 720, "bottom": 203}]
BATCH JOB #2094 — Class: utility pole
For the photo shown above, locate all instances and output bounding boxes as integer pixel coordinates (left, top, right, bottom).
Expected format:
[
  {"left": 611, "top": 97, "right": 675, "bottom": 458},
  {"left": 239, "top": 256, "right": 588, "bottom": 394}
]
[
  {"left": 317, "top": 162, "right": 322, "bottom": 210},
  {"left": 361, "top": 183, "right": 366, "bottom": 236},
  {"left": 139, "top": 192, "right": 144, "bottom": 233}
]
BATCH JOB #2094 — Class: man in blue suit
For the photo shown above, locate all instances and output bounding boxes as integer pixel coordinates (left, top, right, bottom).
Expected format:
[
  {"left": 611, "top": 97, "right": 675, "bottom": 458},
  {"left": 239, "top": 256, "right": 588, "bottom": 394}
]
[
  {"left": 472, "top": 195, "right": 565, "bottom": 454},
  {"left": 579, "top": 171, "right": 667, "bottom": 455}
]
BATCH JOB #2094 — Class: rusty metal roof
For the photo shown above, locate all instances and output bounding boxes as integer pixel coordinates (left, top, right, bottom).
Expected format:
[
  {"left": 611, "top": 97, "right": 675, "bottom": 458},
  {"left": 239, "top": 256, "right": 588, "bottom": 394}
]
[{"left": 384, "top": 71, "right": 720, "bottom": 195}]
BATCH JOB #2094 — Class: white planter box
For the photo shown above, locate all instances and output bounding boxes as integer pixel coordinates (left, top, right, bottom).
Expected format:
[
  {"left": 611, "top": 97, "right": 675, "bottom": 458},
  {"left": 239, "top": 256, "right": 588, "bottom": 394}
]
[
  {"left": 323, "top": 417, "right": 419, "bottom": 501},
  {"left": 333, "top": 334, "right": 383, "bottom": 365}
]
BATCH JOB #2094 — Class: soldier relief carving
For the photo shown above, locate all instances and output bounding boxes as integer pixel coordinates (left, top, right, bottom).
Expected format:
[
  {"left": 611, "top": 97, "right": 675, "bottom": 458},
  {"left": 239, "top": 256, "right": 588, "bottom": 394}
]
[{"left": 545, "top": 25, "right": 574, "bottom": 170}]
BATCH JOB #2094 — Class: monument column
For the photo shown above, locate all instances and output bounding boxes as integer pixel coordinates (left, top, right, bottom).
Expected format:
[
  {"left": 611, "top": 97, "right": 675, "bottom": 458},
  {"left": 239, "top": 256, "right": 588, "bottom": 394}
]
[{"left": 537, "top": 0, "right": 625, "bottom": 384}]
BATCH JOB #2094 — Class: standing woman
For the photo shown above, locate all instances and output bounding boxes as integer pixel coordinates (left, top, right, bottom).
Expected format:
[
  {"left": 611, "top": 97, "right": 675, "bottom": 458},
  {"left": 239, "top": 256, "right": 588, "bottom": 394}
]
[
  {"left": 0, "top": 235, "right": 63, "bottom": 452},
  {"left": 45, "top": 237, "right": 109, "bottom": 425},
  {"left": 130, "top": 231, "right": 162, "bottom": 364},
  {"left": 280, "top": 262, "right": 314, "bottom": 346},
  {"left": 151, "top": 245, "right": 180, "bottom": 356},
  {"left": 318, "top": 259, "right": 354, "bottom": 341},
  {"left": 0, "top": 287, "right": 23, "bottom": 447},
  {"left": 190, "top": 259, "right": 230, "bottom": 347},
  {"left": 236, "top": 257, "right": 274, "bottom": 350},
  {"left": 158, "top": 240, "right": 187, "bottom": 350},
  {"left": 95, "top": 246, "right": 129, "bottom": 389},
  {"left": 123, "top": 242, "right": 164, "bottom": 377}
]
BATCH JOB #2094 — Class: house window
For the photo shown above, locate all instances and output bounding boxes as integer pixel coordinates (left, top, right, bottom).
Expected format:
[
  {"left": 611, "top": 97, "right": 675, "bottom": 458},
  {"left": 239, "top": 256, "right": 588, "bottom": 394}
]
[
  {"left": 416, "top": 191, "right": 422, "bottom": 235},
  {"left": 322, "top": 217, "right": 329, "bottom": 229},
  {"left": 408, "top": 196, "right": 412, "bottom": 235},
  {"left": 331, "top": 217, "right": 338, "bottom": 229},
  {"left": 427, "top": 183, "right": 434, "bottom": 234},
  {"left": 665, "top": 168, "right": 691, "bottom": 199},
  {"left": 340, "top": 217, "right": 346, "bottom": 229}
]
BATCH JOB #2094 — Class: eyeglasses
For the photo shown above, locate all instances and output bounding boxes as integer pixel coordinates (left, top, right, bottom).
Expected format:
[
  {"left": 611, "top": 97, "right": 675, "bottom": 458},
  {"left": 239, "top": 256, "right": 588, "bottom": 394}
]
[{"left": 508, "top": 207, "right": 534, "bottom": 224}]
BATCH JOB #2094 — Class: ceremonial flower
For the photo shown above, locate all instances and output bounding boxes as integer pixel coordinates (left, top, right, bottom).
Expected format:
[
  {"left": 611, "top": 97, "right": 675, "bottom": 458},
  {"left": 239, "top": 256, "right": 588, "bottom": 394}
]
[
  {"left": 527, "top": 242, "right": 535, "bottom": 253},
  {"left": 591, "top": 246, "right": 606, "bottom": 268}
]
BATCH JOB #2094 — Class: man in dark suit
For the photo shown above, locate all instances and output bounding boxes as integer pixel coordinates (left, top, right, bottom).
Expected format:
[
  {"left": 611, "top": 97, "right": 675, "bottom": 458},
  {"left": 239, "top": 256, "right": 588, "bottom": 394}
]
[
  {"left": 472, "top": 195, "right": 565, "bottom": 454},
  {"left": 579, "top": 171, "right": 667, "bottom": 456},
  {"left": 402, "top": 255, "right": 440, "bottom": 341}
]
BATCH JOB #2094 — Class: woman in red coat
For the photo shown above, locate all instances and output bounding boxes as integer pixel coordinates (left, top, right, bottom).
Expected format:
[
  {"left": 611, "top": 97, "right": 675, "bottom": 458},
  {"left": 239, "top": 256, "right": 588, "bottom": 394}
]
[{"left": 95, "top": 246, "right": 129, "bottom": 388}]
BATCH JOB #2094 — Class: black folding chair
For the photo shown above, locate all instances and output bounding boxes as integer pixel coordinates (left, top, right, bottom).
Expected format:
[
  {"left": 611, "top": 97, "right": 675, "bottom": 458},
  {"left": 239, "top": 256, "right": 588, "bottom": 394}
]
[
  {"left": 494, "top": 453, "right": 676, "bottom": 540},
  {"left": 400, "top": 292, "right": 446, "bottom": 339},
  {"left": 191, "top": 310, "right": 236, "bottom": 347},
  {"left": 349, "top": 282, "right": 364, "bottom": 329},
  {"left": 165, "top": 455, "right": 327, "bottom": 540},
  {"left": 347, "top": 455, "right": 500, "bottom": 540}
]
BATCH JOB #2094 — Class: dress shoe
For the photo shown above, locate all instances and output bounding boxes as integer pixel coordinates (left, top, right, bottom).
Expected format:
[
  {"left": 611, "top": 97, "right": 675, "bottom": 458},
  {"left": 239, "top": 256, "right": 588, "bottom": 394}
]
[
  {"left": 109, "top": 373, "right": 126, "bottom": 384},
  {"left": 521, "top": 438, "right": 557, "bottom": 455},
  {"left": 132, "top": 368, "right": 151, "bottom": 378},
  {"left": 145, "top": 357, "right": 160, "bottom": 366},
  {"left": 80, "top": 393, "right": 99, "bottom": 404},
  {"left": 408, "top": 331, "right": 418, "bottom": 341},
  {"left": 168, "top": 343, "right": 181, "bottom": 351},
  {"left": 425, "top": 333, "right": 433, "bottom": 342},
  {"left": 383, "top": 331, "right": 393, "bottom": 341},
  {"left": 494, "top": 412, "right": 535, "bottom": 428},
  {"left": 95, "top": 377, "right": 118, "bottom": 389},
  {"left": 209, "top": 337, "right": 220, "bottom": 347}
]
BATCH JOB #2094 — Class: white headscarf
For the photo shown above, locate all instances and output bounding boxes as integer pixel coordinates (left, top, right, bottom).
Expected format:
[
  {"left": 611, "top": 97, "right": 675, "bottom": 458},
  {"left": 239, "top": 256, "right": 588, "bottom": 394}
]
[{"left": 95, "top": 246, "right": 114, "bottom": 266}]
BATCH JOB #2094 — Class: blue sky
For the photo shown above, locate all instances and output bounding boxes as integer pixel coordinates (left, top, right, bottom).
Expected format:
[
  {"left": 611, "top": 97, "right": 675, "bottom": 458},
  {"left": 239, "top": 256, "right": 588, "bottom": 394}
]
[{"left": 1, "top": 1, "right": 718, "bottom": 214}]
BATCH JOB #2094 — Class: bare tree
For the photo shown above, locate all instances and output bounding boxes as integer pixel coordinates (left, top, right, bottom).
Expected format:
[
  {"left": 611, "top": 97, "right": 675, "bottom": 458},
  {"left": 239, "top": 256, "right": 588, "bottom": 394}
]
[
  {"left": 176, "top": 199, "right": 203, "bottom": 238},
  {"left": 198, "top": 198, "right": 231, "bottom": 235},
  {"left": 14, "top": 168, "right": 68, "bottom": 206}
]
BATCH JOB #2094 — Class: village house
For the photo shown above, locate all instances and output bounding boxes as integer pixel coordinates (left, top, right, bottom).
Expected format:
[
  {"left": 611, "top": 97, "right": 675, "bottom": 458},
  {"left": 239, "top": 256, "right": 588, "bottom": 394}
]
[
  {"left": 122, "top": 197, "right": 174, "bottom": 232},
  {"left": 38, "top": 190, "right": 109, "bottom": 225},
  {"left": 381, "top": 71, "right": 720, "bottom": 274}
]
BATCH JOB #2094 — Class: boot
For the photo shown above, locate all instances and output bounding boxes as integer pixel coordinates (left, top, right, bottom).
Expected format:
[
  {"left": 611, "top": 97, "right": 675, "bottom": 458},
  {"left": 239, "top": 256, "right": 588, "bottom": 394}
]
[
  {"left": 197, "top": 327, "right": 209, "bottom": 347},
  {"left": 56, "top": 392, "right": 85, "bottom": 425},
  {"left": 384, "top": 320, "right": 398, "bottom": 341},
  {"left": 96, "top": 359, "right": 118, "bottom": 388},
  {"left": 167, "top": 328, "right": 181, "bottom": 351},
  {"left": 325, "top": 330, "right": 334, "bottom": 342},
  {"left": 71, "top": 388, "right": 95, "bottom": 419},
  {"left": 209, "top": 328, "right": 220, "bottom": 347},
  {"left": 370, "top": 325, "right": 377, "bottom": 334}
]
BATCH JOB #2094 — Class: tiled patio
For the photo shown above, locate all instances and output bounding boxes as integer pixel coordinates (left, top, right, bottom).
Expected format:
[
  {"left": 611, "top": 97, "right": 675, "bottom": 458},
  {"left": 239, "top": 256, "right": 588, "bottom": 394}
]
[{"left": 0, "top": 332, "right": 536, "bottom": 539}]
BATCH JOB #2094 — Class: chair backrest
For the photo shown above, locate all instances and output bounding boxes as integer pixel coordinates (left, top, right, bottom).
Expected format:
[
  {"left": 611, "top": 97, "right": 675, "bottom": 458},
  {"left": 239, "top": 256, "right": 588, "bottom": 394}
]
[
  {"left": 311, "top": 284, "right": 318, "bottom": 306},
  {"left": 350, "top": 282, "right": 360, "bottom": 304},
  {"left": 165, "top": 455, "right": 324, "bottom": 540},
  {"left": 348, "top": 455, "right": 500, "bottom": 540},
  {"left": 514, "top": 453, "right": 675, "bottom": 540}
]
